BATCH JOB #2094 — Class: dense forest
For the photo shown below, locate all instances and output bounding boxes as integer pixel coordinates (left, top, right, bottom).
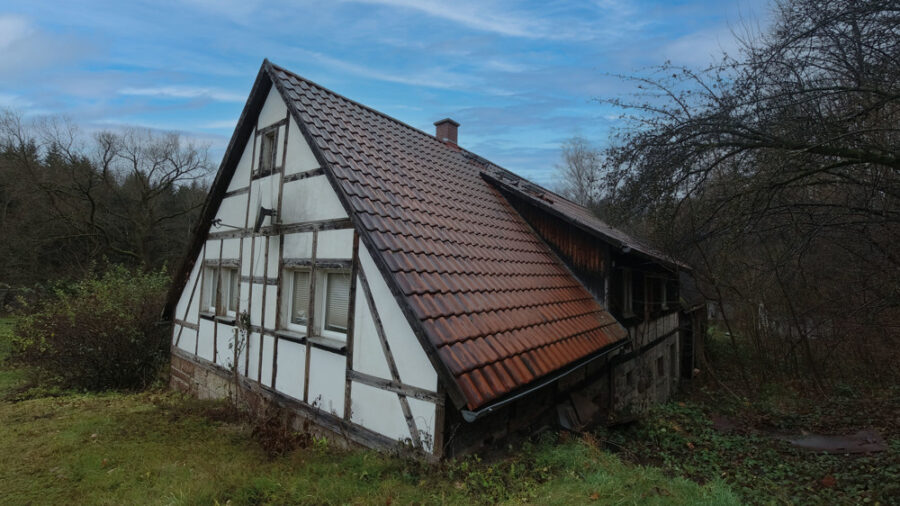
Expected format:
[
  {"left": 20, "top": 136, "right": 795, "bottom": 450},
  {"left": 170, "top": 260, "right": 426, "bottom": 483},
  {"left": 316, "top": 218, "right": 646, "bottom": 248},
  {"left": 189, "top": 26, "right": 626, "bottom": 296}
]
[
  {"left": 0, "top": 113, "right": 211, "bottom": 289},
  {"left": 556, "top": 0, "right": 899, "bottom": 389}
]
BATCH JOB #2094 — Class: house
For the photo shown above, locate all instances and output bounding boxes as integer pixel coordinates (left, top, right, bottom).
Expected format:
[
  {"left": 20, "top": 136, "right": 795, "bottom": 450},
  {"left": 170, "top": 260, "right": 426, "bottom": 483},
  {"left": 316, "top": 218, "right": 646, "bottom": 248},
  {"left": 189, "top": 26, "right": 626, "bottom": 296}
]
[{"left": 164, "top": 60, "right": 700, "bottom": 459}]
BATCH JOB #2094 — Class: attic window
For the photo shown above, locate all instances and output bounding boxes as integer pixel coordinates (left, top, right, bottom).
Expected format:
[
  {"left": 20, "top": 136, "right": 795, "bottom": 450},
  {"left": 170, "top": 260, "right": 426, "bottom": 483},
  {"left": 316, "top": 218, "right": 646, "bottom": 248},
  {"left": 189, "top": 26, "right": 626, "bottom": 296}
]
[{"left": 258, "top": 129, "right": 278, "bottom": 175}]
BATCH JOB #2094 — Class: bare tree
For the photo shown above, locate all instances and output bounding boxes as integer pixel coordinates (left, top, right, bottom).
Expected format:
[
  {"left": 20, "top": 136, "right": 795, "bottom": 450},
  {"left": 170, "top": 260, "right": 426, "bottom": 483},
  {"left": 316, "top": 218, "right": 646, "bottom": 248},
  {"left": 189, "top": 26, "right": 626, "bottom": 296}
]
[
  {"left": 589, "top": 0, "right": 900, "bottom": 388},
  {"left": 0, "top": 110, "right": 212, "bottom": 285}
]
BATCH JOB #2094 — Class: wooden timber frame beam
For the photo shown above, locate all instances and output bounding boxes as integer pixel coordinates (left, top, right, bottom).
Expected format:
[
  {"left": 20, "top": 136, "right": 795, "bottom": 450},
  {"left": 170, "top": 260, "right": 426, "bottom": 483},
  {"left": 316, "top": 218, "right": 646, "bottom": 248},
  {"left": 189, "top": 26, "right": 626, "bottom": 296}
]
[
  {"left": 356, "top": 263, "right": 423, "bottom": 450},
  {"left": 343, "top": 232, "right": 360, "bottom": 421}
]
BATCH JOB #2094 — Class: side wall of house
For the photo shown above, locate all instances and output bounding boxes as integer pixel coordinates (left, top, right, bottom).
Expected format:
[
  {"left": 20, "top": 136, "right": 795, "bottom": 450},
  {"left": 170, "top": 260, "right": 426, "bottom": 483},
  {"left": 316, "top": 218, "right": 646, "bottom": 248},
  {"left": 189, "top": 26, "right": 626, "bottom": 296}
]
[{"left": 170, "top": 86, "right": 442, "bottom": 454}]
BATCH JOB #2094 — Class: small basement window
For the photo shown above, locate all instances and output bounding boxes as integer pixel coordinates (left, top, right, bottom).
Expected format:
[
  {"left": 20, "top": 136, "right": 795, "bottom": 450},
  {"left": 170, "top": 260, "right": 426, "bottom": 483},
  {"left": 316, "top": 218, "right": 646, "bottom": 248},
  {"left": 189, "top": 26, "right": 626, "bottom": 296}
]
[{"left": 258, "top": 129, "right": 277, "bottom": 174}]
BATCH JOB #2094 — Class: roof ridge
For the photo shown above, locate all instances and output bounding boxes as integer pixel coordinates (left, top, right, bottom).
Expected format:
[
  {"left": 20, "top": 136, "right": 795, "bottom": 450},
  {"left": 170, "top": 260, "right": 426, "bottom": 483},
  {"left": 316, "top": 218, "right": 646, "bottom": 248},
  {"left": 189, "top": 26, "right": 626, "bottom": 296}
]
[
  {"left": 266, "top": 60, "right": 579, "bottom": 209},
  {"left": 267, "top": 60, "right": 451, "bottom": 150}
]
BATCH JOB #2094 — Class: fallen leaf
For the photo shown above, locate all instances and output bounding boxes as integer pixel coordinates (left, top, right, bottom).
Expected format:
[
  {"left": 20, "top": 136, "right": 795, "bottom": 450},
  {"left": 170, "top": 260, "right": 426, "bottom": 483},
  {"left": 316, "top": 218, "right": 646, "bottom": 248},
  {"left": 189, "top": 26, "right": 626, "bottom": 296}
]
[
  {"left": 686, "top": 441, "right": 695, "bottom": 450},
  {"left": 821, "top": 475, "right": 836, "bottom": 488},
  {"left": 589, "top": 492, "right": 600, "bottom": 501}
]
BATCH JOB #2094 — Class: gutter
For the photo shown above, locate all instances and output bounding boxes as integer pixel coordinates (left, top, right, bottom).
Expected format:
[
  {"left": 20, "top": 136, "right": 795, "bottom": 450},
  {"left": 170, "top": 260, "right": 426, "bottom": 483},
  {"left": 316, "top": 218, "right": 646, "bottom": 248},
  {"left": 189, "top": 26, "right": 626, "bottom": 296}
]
[{"left": 460, "top": 339, "right": 630, "bottom": 423}]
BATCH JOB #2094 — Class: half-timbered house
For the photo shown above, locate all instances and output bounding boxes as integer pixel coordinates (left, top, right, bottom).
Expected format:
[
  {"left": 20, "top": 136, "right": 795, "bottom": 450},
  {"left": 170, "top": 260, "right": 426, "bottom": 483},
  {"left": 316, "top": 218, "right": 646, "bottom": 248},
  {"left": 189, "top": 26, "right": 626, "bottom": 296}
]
[{"left": 164, "top": 60, "right": 701, "bottom": 458}]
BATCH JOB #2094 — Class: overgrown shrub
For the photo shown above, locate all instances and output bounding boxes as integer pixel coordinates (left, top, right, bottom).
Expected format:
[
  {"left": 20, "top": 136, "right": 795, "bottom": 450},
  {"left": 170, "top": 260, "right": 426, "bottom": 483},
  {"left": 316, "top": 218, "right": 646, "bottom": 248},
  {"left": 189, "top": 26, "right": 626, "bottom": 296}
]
[{"left": 12, "top": 266, "right": 170, "bottom": 390}]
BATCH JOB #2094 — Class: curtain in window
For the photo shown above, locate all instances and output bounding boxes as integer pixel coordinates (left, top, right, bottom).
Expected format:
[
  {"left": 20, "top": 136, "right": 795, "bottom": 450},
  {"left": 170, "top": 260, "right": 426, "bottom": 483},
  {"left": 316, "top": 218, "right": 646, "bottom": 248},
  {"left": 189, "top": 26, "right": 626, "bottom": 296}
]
[
  {"left": 292, "top": 271, "right": 310, "bottom": 324},
  {"left": 325, "top": 272, "right": 350, "bottom": 332}
]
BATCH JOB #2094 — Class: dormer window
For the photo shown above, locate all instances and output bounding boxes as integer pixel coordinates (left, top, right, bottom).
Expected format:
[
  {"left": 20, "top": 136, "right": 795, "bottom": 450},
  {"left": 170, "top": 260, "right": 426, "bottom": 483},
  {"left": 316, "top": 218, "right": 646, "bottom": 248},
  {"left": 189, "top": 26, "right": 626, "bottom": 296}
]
[{"left": 258, "top": 129, "right": 277, "bottom": 175}]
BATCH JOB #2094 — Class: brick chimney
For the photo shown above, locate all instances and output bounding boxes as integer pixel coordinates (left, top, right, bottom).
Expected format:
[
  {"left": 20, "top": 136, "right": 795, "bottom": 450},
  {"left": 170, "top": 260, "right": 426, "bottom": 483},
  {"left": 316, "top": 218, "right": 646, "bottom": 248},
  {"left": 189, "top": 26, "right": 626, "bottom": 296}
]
[{"left": 434, "top": 118, "right": 459, "bottom": 145}]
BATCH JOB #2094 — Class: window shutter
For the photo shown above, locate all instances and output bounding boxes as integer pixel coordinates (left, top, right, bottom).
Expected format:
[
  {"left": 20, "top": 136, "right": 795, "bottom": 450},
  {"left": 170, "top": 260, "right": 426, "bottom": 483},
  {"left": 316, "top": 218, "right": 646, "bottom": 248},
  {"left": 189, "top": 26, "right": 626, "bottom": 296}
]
[
  {"left": 325, "top": 272, "right": 350, "bottom": 332},
  {"left": 292, "top": 271, "right": 310, "bottom": 324}
]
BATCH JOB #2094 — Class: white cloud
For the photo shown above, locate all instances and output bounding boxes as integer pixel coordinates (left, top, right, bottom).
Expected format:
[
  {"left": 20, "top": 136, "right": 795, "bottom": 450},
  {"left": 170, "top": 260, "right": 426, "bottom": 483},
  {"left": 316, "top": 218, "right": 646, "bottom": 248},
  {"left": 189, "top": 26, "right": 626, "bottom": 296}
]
[
  {"left": 660, "top": 26, "right": 740, "bottom": 67},
  {"left": 0, "top": 14, "right": 92, "bottom": 77},
  {"left": 342, "top": 0, "right": 639, "bottom": 41},
  {"left": 118, "top": 86, "right": 245, "bottom": 103},
  {"left": 292, "top": 48, "right": 477, "bottom": 91}
]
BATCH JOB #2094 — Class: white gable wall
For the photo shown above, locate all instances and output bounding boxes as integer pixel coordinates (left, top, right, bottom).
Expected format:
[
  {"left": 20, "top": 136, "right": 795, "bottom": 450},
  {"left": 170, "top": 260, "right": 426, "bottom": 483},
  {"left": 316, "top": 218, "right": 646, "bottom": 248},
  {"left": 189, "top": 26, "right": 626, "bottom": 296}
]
[{"left": 171, "top": 85, "right": 443, "bottom": 453}]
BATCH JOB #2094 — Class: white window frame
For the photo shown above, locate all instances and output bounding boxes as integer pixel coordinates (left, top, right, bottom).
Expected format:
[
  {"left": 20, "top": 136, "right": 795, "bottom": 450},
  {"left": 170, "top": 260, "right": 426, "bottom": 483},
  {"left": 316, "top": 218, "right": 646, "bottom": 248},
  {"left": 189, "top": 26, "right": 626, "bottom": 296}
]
[
  {"left": 202, "top": 264, "right": 239, "bottom": 316},
  {"left": 284, "top": 268, "right": 311, "bottom": 334},
  {"left": 283, "top": 267, "right": 351, "bottom": 341},
  {"left": 319, "top": 269, "right": 351, "bottom": 340},
  {"left": 257, "top": 128, "right": 278, "bottom": 175}
]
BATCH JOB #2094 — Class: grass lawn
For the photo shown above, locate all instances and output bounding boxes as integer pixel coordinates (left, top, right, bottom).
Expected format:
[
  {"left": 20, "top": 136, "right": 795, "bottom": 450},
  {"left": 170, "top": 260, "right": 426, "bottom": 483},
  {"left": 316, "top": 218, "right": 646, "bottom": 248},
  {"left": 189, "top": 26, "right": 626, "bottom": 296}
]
[{"left": 0, "top": 318, "right": 737, "bottom": 505}]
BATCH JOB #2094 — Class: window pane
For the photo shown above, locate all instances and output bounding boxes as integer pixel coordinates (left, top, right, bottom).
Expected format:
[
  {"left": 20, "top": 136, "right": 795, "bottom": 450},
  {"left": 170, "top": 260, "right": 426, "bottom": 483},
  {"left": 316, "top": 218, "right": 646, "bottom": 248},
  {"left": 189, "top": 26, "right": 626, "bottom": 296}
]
[
  {"left": 260, "top": 131, "right": 276, "bottom": 172},
  {"left": 325, "top": 272, "right": 350, "bottom": 332},
  {"left": 292, "top": 271, "right": 310, "bottom": 325},
  {"left": 204, "top": 266, "right": 218, "bottom": 311}
]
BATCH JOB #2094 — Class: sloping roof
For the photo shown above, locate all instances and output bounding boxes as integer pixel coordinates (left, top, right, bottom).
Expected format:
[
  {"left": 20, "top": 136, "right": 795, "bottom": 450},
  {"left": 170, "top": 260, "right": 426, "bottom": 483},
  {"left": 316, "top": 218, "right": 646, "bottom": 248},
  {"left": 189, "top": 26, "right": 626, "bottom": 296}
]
[
  {"left": 268, "top": 62, "right": 632, "bottom": 410},
  {"left": 482, "top": 172, "right": 689, "bottom": 270},
  {"left": 169, "top": 60, "right": 645, "bottom": 411}
]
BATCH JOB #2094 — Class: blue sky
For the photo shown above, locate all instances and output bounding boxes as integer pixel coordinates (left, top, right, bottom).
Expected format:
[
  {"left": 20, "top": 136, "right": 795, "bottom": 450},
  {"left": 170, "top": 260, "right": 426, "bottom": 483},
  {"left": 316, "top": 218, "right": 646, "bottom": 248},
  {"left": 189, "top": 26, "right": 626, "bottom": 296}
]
[{"left": 0, "top": 0, "right": 768, "bottom": 185}]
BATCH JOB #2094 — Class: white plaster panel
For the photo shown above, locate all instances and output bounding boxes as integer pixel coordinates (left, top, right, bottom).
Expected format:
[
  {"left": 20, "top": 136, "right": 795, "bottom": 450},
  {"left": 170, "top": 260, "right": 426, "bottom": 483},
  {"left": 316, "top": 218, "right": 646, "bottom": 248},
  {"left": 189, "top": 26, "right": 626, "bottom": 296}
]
[
  {"left": 197, "top": 319, "right": 215, "bottom": 361},
  {"left": 284, "top": 118, "right": 319, "bottom": 175},
  {"left": 260, "top": 334, "right": 275, "bottom": 387},
  {"left": 174, "top": 326, "right": 197, "bottom": 354},
  {"left": 222, "top": 238, "right": 241, "bottom": 260},
  {"left": 246, "top": 332, "right": 261, "bottom": 380},
  {"left": 307, "top": 348, "right": 346, "bottom": 418},
  {"left": 250, "top": 175, "right": 278, "bottom": 216},
  {"left": 316, "top": 229, "right": 354, "bottom": 259},
  {"left": 214, "top": 194, "right": 248, "bottom": 231},
  {"left": 351, "top": 287, "right": 392, "bottom": 379},
  {"left": 266, "top": 236, "right": 280, "bottom": 274},
  {"left": 350, "top": 383, "right": 411, "bottom": 442},
  {"left": 283, "top": 231, "right": 313, "bottom": 258},
  {"left": 359, "top": 244, "right": 437, "bottom": 391},
  {"left": 273, "top": 339, "right": 306, "bottom": 400},
  {"left": 226, "top": 135, "right": 254, "bottom": 193},
  {"left": 238, "top": 281, "right": 251, "bottom": 315},
  {"left": 264, "top": 285, "right": 278, "bottom": 326},
  {"left": 174, "top": 254, "right": 203, "bottom": 320},
  {"left": 258, "top": 87, "right": 287, "bottom": 129},
  {"left": 204, "top": 240, "right": 222, "bottom": 260},
  {"left": 408, "top": 397, "right": 437, "bottom": 452},
  {"left": 249, "top": 283, "right": 264, "bottom": 327},
  {"left": 215, "top": 322, "right": 237, "bottom": 369},
  {"left": 241, "top": 240, "right": 253, "bottom": 276},
  {"left": 280, "top": 176, "right": 347, "bottom": 224}
]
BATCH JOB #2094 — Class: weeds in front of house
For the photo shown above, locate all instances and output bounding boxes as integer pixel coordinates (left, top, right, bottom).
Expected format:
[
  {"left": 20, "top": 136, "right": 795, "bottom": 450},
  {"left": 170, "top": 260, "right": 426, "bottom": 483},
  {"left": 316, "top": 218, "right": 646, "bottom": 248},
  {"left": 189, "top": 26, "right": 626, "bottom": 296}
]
[{"left": 601, "top": 381, "right": 900, "bottom": 505}]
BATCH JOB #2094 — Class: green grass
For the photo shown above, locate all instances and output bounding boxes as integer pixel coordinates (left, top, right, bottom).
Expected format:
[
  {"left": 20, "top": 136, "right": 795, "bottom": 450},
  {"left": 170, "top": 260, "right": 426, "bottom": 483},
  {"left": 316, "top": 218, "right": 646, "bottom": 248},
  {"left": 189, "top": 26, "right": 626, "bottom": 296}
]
[{"left": 0, "top": 317, "right": 738, "bottom": 505}]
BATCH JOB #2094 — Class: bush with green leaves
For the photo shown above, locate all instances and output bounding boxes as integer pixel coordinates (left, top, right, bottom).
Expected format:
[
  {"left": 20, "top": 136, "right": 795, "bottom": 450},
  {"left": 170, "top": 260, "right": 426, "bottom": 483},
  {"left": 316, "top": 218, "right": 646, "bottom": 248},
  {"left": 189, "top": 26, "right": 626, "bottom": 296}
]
[{"left": 12, "top": 266, "right": 170, "bottom": 390}]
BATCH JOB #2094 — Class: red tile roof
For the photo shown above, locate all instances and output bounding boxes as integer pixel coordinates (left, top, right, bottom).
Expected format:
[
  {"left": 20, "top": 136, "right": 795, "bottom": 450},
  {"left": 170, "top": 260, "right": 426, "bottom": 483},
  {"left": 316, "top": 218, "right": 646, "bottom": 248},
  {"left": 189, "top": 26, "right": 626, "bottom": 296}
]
[{"left": 268, "top": 62, "right": 628, "bottom": 410}]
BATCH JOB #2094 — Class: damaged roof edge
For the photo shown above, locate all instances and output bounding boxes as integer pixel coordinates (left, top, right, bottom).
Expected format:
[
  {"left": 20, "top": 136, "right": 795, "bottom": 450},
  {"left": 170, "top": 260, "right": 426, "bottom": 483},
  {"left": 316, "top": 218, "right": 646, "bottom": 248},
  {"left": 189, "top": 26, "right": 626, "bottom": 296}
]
[{"left": 461, "top": 339, "right": 629, "bottom": 422}]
